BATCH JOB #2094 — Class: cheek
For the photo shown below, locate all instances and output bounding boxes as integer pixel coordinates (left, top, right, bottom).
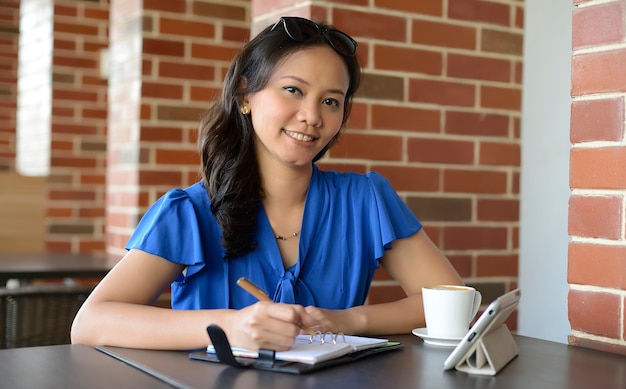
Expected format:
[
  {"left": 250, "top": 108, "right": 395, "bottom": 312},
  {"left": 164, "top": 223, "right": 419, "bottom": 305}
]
[
  {"left": 252, "top": 98, "right": 288, "bottom": 125},
  {"left": 325, "top": 114, "right": 344, "bottom": 135},
  {"left": 250, "top": 105, "right": 278, "bottom": 131}
]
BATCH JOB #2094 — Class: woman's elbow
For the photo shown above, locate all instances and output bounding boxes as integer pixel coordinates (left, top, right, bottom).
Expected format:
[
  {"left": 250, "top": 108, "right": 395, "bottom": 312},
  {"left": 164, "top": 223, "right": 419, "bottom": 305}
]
[{"left": 70, "top": 306, "right": 97, "bottom": 346}]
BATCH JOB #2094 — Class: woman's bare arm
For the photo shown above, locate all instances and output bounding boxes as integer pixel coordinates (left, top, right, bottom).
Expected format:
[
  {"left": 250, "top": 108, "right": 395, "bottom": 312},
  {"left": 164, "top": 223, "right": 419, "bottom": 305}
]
[
  {"left": 304, "top": 229, "right": 463, "bottom": 336},
  {"left": 71, "top": 249, "right": 305, "bottom": 351}
]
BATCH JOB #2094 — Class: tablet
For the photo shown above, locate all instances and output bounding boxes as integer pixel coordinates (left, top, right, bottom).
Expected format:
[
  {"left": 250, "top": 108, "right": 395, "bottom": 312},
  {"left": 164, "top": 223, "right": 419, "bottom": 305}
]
[{"left": 442, "top": 288, "right": 521, "bottom": 370}]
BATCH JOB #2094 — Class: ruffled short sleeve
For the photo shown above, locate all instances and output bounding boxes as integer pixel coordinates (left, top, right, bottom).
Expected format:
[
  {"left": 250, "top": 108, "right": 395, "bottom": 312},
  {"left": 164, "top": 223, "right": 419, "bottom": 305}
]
[
  {"left": 126, "top": 187, "right": 213, "bottom": 270},
  {"left": 365, "top": 172, "right": 422, "bottom": 259}
]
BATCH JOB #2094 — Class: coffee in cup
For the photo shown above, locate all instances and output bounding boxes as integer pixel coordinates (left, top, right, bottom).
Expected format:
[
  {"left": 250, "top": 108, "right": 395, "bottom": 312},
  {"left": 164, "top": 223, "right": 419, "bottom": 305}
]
[{"left": 422, "top": 285, "right": 482, "bottom": 339}]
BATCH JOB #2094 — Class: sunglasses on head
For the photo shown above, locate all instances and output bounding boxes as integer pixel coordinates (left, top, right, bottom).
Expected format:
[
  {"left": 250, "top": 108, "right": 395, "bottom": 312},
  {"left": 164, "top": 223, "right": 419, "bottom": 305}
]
[{"left": 270, "top": 17, "right": 358, "bottom": 57}]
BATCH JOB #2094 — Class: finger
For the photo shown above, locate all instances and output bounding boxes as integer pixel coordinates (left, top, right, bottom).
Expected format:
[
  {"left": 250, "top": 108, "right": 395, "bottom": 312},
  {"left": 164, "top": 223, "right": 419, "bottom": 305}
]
[
  {"left": 298, "top": 306, "right": 319, "bottom": 327},
  {"left": 266, "top": 303, "right": 303, "bottom": 324},
  {"left": 251, "top": 303, "right": 302, "bottom": 347}
]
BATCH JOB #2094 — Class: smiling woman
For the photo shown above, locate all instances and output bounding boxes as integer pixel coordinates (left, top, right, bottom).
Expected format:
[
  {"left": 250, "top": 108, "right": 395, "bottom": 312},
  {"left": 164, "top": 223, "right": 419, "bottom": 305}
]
[{"left": 70, "top": 16, "right": 462, "bottom": 352}]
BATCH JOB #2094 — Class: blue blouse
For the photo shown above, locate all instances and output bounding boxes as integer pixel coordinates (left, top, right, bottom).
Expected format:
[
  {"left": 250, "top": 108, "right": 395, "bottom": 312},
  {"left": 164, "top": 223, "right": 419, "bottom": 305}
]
[{"left": 126, "top": 164, "right": 422, "bottom": 310}]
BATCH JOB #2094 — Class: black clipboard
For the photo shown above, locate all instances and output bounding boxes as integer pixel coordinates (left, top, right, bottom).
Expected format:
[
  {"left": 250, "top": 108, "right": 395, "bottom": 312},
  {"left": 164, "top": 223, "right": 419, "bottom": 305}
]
[{"left": 188, "top": 324, "right": 404, "bottom": 374}]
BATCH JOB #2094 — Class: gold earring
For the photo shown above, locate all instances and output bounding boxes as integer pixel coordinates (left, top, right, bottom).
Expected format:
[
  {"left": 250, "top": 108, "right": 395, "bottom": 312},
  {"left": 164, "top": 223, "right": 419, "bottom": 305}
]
[{"left": 241, "top": 106, "right": 250, "bottom": 115}]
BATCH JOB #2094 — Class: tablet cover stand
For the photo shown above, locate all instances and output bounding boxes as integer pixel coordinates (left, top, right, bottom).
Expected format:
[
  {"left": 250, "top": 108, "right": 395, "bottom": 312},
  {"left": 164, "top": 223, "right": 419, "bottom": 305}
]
[{"left": 454, "top": 324, "right": 519, "bottom": 376}]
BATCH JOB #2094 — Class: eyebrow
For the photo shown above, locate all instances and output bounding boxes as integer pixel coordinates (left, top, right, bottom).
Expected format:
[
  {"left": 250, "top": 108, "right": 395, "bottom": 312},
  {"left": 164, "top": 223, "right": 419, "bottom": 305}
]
[{"left": 281, "top": 75, "right": 346, "bottom": 96}]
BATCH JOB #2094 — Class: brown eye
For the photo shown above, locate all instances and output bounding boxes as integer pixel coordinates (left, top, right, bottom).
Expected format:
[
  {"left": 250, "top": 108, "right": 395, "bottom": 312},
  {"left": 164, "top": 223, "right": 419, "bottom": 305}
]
[
  {"left": 283, "top": 86, "right": 302, "bottom": 95},
  {"left": 323, "top": 98, "right": 340, "bottom": 108}
]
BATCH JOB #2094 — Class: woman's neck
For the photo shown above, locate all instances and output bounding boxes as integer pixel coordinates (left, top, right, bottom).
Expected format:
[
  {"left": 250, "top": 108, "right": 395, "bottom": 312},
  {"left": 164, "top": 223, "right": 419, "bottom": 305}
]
[
  {"left": 258, "top": 157, "right": 311, "bottom": 242},
  {"left": 260, "top": 163, "right": 311, "bottom": 208},
  {"left": 256, "top": 144, "right": 313, "bottom": 205},
  {"left": 257, "top": 157, "right": 312, "bottom": 269}
]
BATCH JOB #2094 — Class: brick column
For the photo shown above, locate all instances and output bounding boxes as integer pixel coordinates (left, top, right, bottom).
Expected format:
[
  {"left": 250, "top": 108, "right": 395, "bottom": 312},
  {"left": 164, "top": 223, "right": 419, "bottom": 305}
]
[
  {"left": 105, "top": 0, "right": 251, "bottom": 258},
  {"left": 569, "top": 0, "right": 626, "bottom": 355},
  {"left": 106, "top": 0, "right": 144, "bottom": 257}
]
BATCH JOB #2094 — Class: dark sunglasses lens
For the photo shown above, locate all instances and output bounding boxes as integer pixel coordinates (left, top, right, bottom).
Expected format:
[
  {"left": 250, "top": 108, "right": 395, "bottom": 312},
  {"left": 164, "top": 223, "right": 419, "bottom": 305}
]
[
  {"left": 328, "top": 31, "right": 357, "bottom": 56},
  {"left": 279, "top": 17, "right": 357, "bottom": 57},
  {"left": 283, "top": 18, "right": 319, "bottom": 42}
]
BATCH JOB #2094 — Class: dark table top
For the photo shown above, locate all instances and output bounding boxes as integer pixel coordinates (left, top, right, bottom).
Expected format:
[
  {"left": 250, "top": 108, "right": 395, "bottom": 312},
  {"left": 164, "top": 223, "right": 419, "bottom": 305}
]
[
  {"left": 0, "top": 344, "right": 172, "bottom": 389},
  {"left": 0, "top": 253, "right": 114, "bottom": 281},
  {"left": 2, "top": 333, "right": 625, "bottom": 389}
]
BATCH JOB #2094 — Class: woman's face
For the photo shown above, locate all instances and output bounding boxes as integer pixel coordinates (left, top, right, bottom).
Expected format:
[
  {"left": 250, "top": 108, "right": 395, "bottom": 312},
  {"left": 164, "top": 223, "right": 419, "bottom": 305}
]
[{"left": 245, "top": 45, "right": 350, "bottom": 169}]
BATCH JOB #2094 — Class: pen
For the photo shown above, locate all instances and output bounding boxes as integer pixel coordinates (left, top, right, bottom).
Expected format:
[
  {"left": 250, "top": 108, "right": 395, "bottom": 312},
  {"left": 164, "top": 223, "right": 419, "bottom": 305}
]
[{"left": 237, "top": 276, "right": 317, "bottom": 336}]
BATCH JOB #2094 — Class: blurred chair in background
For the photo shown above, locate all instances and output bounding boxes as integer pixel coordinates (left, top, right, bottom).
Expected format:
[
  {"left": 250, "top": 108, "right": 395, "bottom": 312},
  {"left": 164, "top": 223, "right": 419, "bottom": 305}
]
[{"left": 0, "top": 284, "right": 93, "bottom": 348}]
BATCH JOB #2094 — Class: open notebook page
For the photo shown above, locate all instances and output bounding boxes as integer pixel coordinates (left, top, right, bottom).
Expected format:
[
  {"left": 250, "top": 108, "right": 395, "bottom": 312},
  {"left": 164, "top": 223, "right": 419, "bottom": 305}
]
[
  {"left": 207, "top": 334, "right": 388, "bottom": 365},
  {"left": 341, "top": 334, "right": 389, "bottom": 351}
]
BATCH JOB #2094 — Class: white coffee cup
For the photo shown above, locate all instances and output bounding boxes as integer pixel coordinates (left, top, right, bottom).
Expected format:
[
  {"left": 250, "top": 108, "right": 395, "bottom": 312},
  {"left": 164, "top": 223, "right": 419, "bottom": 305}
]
[{"left": 422, "top": 285, "right": 482, "bottom": 339}]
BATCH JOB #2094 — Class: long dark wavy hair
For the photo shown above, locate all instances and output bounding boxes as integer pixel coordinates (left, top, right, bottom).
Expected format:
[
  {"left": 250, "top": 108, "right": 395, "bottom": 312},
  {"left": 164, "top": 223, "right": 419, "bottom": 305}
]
[{"left": 197, "top": 18, "right": 361, "bottom": 259}]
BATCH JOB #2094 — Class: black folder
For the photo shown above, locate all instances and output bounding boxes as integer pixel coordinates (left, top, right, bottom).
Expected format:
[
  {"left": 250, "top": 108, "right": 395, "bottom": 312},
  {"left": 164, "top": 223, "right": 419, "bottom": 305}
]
[{"left": 188, "top": 324, "right": 404, "bottom": 374}]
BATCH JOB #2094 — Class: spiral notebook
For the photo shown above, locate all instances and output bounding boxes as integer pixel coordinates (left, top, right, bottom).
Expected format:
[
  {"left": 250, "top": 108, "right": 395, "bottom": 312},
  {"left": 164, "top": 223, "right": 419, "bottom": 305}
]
[
  {"left": 206, "top": 332, "right": 388, "bottom": 364},
  {"left": 189, "top": 324, "right": 403, "bottom": 374}
]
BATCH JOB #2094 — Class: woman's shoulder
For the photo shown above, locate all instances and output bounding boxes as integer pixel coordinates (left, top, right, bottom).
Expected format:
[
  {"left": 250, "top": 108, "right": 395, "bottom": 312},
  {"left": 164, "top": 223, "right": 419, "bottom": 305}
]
[
  {"left": 182, "top": 181, "right": 210, "bottom": 200},
  {"left": 158, "top": 181, "right": 210, "bottom": 205},
  {"left": 141, "top": 181, "right": 213, "bottom": 223}
]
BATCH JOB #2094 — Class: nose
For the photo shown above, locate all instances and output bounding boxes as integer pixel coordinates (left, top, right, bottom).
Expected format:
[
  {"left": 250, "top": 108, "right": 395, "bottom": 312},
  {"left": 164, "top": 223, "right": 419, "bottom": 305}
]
[{"left": 297, "top": 100, "right": 322, "bottom": 128}]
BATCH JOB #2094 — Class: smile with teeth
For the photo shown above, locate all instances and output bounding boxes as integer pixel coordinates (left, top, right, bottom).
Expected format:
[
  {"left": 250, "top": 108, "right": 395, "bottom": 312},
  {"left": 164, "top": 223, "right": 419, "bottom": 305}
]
[{"left": 284, "top": 129, "right": 315, "bottom": 142}]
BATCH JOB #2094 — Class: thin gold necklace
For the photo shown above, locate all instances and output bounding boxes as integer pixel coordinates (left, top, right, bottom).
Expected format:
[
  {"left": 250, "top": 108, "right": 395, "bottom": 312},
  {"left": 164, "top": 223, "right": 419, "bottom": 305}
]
[{"left": 275, "top": 231, "right": 299, "bottom": 241}]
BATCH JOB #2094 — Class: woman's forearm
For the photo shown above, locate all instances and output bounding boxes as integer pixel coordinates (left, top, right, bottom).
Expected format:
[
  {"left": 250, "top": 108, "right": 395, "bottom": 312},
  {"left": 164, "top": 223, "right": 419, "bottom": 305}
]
[
  {"left": 347, "top": 294, "right": 426, "bottom": 336},
  {"left": 71, "top": 302, "right": 234, "bottom": 350}
]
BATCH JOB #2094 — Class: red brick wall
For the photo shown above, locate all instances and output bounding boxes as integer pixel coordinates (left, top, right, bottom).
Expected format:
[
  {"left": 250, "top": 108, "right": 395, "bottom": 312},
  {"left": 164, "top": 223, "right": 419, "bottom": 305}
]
[
  {"left": 46, "top": 0, "right": 109, "bottom": 252},
  {"left": 0, "top": 0, "right": 19, "bottom": 171},
  {"left": 2, "top": 0, "right": 109, "bottom": 252},
  {"left": 569, "top": 0, "right": 626, "bottom": 355}
]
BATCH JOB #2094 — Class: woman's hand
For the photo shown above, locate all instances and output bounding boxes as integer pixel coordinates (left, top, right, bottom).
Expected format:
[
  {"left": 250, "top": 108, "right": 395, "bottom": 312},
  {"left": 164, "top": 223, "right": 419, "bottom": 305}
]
[
  {"left": 302, "top": 306, "right": 364, "bottom": 335},
  {"left": 228, "top": 301, "right": 310, "bottom": 351}
]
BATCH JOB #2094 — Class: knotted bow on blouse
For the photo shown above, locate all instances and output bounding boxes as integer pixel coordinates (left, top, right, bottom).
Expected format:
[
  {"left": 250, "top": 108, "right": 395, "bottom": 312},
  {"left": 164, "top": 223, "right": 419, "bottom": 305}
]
[{"left": 272, "top": 270, "right": 316, "bottom": 305}]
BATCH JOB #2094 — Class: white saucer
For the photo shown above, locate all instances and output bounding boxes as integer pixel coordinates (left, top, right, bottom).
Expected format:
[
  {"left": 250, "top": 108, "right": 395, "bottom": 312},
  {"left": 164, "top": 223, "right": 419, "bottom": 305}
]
[{"left": 411, "top": 328, "right": 463, "bottom": 348}]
